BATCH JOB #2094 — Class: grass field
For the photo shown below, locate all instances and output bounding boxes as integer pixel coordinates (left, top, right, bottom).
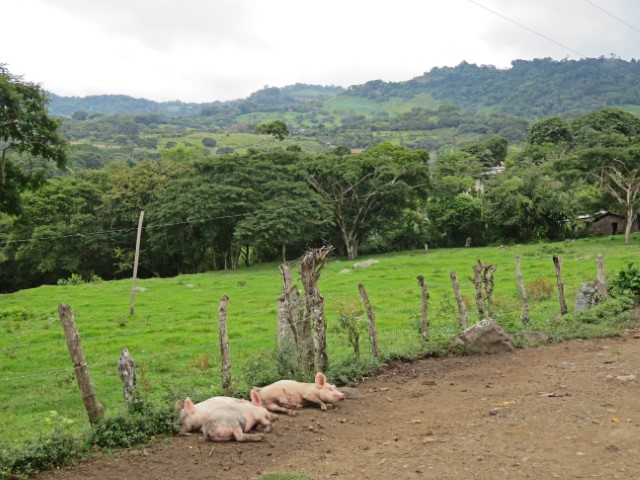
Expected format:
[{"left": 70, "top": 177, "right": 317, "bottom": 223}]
[{"left": 1, "top": 234, "right": 640, "bottom": 446}]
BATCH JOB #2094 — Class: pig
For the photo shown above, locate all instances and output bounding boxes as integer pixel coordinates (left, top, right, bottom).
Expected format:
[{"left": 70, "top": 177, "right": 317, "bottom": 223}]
[
  {"left": 253, "top": 372, "right": 346, "bottom": 415},
  {"left": 176, "top": 389, "right": 277, "bottom": 433},
  {"left": 202, "top": 406, "right": 264, "bottom": 442}
]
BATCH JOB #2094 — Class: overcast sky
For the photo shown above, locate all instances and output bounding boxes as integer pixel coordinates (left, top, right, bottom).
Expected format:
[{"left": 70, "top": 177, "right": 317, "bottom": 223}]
[{"left": 2, "top": 0, "right": 639, "bottom": 103}]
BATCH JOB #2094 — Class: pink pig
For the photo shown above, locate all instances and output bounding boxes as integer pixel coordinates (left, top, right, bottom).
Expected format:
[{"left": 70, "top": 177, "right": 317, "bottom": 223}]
[
  {"left": 202, "top": 406, "right": 264, "bottom": 442},
  {"left": 253, "top": 372, "right": 345, "bottom": 415},
  {"left": 176, "top": 389, "right": 276, "bottom": 433}
]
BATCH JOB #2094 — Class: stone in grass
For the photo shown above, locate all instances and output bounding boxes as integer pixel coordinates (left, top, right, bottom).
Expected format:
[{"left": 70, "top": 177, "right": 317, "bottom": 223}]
[
  {"left": 449, "top": 319, "right": 516, "bottom": 353},
  {"left": 353, "top": 259, "right": 380, "bottom": 269}
]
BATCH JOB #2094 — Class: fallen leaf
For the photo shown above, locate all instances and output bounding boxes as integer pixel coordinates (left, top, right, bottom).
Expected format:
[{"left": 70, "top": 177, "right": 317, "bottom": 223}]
[{"left": 407, "top": 419, "right": 422, "bottom": 424}]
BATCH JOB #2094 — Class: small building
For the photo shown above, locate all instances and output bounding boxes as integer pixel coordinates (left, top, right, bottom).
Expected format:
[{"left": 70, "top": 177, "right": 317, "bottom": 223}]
[{"left": 587, "top": 210, "right": 638, "bottom": 236}]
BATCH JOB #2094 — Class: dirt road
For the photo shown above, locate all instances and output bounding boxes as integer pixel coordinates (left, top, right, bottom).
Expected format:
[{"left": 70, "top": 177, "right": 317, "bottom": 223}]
[{"left": 38, "top": 330, "right": 640, "bottom": 480}]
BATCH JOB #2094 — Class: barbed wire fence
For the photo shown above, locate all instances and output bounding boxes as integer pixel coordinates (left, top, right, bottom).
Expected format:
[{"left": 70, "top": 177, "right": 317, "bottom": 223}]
[{"left": 0, "top": 247, "right": 613, "bottom": 445}]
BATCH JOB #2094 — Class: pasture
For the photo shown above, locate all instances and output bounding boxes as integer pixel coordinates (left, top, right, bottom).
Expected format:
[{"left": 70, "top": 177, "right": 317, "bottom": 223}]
[{"left": 1, "top": 234, "right": 639, "bottom": 448}]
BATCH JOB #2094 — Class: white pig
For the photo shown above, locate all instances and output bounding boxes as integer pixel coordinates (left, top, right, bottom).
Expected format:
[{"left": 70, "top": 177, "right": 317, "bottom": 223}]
[
  {"left": 202, "top": 407, "right": 264, "bottom": 442},
  {"left": 253, "top": 372, "right": 345, "bottom": 415},
  {"left": 176, "top": 389, "right": 276, "bottom": 433}
]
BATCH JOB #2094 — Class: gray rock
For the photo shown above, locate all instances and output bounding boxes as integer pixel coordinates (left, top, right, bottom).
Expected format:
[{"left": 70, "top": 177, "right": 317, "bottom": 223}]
[
  {"left": 449, "top": 319, "right": 515, "bottom": 353},
  {"left": 574, "top": 280, "right": 604, "bottom": 312},
  {"left": 353, "top": 259, "right": 380, "bottom": 269}
]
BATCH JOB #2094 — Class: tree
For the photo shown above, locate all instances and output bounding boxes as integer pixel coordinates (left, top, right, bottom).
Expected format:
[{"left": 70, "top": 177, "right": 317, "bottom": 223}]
[
  {"left": 256, "top": 120, "right": 289, "bottom": 141},
  {"left": 600, "top": 157, "right": 640, "bottom": 245},
  {"left": 526, "top": 116, "right": 573, "bottom": 160},
  {"left": 0, "top": 65, "right": 68, "bottom": 213},
  {"left": 306, "top": 143, "right": 430, "bottom": 259}
]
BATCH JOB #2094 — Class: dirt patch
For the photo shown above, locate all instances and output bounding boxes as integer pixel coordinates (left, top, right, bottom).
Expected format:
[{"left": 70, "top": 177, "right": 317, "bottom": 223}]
[{"left": 37, "top": 331, "right": 640, "bottom": 480}]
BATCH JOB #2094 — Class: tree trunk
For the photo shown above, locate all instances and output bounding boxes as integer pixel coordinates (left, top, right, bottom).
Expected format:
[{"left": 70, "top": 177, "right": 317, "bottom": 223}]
[
  {"left": 299, "top": 246, "right": 334, "bottom": 373},
  {"left": 596, "top": 253, "right": 608, "bottom": 301},
  {"left": 472, "top": 262, "right": 486, "bottom": 319},
  {"left": 118, "top": 347, "right": 136, "bottom": 406}
]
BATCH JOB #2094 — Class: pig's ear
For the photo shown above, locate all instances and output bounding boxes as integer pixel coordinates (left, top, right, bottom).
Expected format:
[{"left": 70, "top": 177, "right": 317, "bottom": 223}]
[
  {"left": 250, "top": 389, "right": 261, "bottom": 406},
  {"left": 175, "top": 400, "right": 184, "bottom": 409},
  {"left": 184, "top": 397, "right": 197, "bottom": 414},
  {"left": 315, "top": 372, "right": 326, "bottom": 388}
]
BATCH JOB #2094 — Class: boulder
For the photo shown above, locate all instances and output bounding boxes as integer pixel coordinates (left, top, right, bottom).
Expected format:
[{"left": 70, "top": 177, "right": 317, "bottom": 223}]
[
  {"left": 574, "top": 280, "right": 604, "bottom": 312},
  {"left": 449, "top": 319, "right": 515, "bottom": 353}
]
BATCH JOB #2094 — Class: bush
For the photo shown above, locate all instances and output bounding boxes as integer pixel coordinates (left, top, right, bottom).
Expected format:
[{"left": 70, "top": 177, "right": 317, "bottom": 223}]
[
  {"left": 90, "top": 393, "right": 179, "bottom": 449},
  {"left": 609, "top": 263, "right": 640, "bottom": 301},
  {"left": 526, "top": 277, "right": 555, "bottom": 300}
]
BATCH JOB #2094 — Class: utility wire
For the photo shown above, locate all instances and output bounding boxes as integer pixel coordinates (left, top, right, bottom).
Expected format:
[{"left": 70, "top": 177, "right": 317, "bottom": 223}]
[
  {"left": 583, "top": 0, "right": 640, "bottom": 35},
  {"left": 467, "top": 0, "right": 588, "bottom": 58}
]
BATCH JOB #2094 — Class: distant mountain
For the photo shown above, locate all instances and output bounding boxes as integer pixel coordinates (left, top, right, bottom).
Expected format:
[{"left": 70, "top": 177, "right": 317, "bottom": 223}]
[{"left": 47, "top": 58, "right": 640, "bottom": 122}]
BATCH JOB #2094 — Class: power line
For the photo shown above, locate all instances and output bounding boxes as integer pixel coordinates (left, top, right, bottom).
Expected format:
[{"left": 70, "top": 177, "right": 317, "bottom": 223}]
[
  {"left": 467, "top": 0, "right": 588, "bottom": 58},
  {"left": 583, "top": 0, "right": 640, "bottom": 35}
]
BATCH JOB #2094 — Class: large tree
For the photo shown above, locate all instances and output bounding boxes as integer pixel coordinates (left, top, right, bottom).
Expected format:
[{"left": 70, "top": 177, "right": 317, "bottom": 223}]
[
  {"left": 0, "top": 65, "right": 68, "bottom": 213},
  {"left": 306, "top": 143, "right": 430, "bottom": 259}
]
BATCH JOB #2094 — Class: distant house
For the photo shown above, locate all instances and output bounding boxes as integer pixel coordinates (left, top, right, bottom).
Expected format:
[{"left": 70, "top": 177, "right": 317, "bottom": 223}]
[{"left": 585, "top": 210, "right": 639, "bottom": 236}]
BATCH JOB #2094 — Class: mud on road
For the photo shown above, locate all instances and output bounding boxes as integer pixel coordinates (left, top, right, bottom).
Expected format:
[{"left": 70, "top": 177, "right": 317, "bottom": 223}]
[{"left": 38, "top": 330, "right": 640, "bottom": 480}]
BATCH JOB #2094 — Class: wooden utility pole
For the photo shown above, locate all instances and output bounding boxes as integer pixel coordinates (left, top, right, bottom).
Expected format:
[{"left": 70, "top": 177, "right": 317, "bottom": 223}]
[
  {"left": 218, "top": 294, "right": 232, "bottom": 394},
  {"left": 58, "top": 304, "right": 104, "bottom": 424},
  {"left": 358, "top": 283, "right": 379, "bottom": 358},
  {"left": 130, "top": 210, "right": 145, "bottom": 316}
]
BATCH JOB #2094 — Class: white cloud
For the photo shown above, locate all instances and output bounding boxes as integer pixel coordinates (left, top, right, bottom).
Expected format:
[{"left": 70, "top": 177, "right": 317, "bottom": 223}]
[{"left": 2, "top": 0, "right": 639, "bottom": 102}]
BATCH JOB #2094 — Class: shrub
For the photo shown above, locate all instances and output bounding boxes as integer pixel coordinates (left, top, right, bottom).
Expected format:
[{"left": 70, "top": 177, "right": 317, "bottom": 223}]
[
  {"left": 609, "top": 263, "right": 640, "bottom": 301},
  {"left": 526, "top": 277, "right": 555, "bottom": 300},
  {"left": 56, "top": 273, "right": 83, "bottom": 286},
  {"left": 334, "top": 300, "right": 368, "bottom": 359},
  {"left": 90, "top": 393, "right": 179, "bottom": 449}
]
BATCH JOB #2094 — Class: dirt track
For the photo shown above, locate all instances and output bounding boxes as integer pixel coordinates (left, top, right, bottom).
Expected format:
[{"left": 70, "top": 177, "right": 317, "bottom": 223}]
[{"left": 37, "top": 330, "right": 640, "bottom": 480}]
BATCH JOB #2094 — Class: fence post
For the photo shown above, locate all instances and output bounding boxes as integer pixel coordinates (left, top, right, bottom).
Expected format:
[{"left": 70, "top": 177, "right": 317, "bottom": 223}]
[
  {"left": 515, "top": 256, "right": 531, "bottom": 325},
  {"left": 449, "top": 271, "right": 468, "bottom": 329},
  {"left": 416, "top": 275, "right": 429, "bottom": 339},
  {"left": 596, "top": 253, "right": 608, "bottom": 300},
  {"left": 58, "top": 304, "right": 104, "bottom": 424},
  {"left": 471, "top": 262, "right": 486, "bottom": 319},
  {"left": 118, "top": 347, "right": 136, "bottom": 406},
  {"left": 553, "top": 255, "right": 568, "bottom": 315},
  {"left": 218, "top": 294, "right": 232, "bottom": 395},
  {"left": 358, "top": 283, "right": 379, "bottom": 358},
  {"left": 482, "top": 263, "right": 497, "bottom": 318},
  {"left": 130, "top": 210, "right": 145, "bottom": 316}
]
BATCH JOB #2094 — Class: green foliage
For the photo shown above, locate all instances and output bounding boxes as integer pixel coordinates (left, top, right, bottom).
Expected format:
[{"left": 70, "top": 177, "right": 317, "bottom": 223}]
[
  {"left": 0, "top": 412, "right": 86, "bottom": 479},
  {"left": 334, "top": 300, "right": 368, "bottom": 359},
  {"left": 609, "top": 264, "right": 640, "bottom": 300},
  {"left": 256, "top": 120, "right": 289, "bottom": 141},
  {"left": 256, "top": 473, "right": 314, "bottom": 480},
  {"left": 90, "top": 393, "right": 179, "bottom": 449},
  {"left": 57, "top": 273, "right": 84, "bottom": 286},
  {"left": 0, "top": 64, "right": 68, "bottom": 214}
]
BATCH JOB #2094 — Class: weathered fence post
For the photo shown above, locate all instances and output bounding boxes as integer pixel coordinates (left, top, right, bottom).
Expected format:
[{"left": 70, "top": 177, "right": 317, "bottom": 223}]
[
  {"left": 482, "top": 262, "right": 497, "bottom": 318},
  {"left": 300, "top": 246, "right": 333, "bottom": 373},
  {"left": 515, "top": 256, "right": 531, "bottom": 325},
  {"left": 449, "top": 271, "right": 468, "bottom": 329},
  {"left": 218, "top": 294, "right": 232, "bottom": 394},
  {"left": 277, "top": 264, "right": 299, "bottom": 349},
  {"left": 596, "top": 253, "right": 608, "bottom": 301},
  {"left": 471, "top": 262, "right": 486, "bottom": 319},
  {"left": 130, "top": 210, "right": 145, "bottom": 316},
  {"left": 58, "top": 304, "right": 104, "bottom": 424},
  {"left": 358, "top": 283, "right": 379, "bottom": 358},
  {"left": 417, "top": 275, "right": 430, "bottom": 339},
  {"left": 553, "top": 255, "right": 568, "bottom": 315},
  {"left": 118, "top": 347, "right": 136, "bottom": 406}
]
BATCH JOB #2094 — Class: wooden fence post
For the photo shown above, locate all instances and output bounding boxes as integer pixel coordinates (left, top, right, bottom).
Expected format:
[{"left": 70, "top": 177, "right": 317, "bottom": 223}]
[
  {"left": 482, "top": 263, "right": 497, "bottom": 318},
  {"left": 449, "top": 271, "right": 468, "bottom": 329},
  {"left": 118, "top": 347, "right": 136, "bottom": 406},
  {"left": 58, "top": 304, "right": 104, "bottom": 424},
  {"left": 471, "top": 262, "right": 486, "bottom": 319},
  {"left": 553, "top": 255, "right": 568, "bottom": 315},
  {"left": 417, "top": 275, "right": 429, "bottom": 339},
  {"left": 218, "top": 294, "right": 232, "bottom": 394},
  {"left": 597, "top": 253, "right": 608, "bottom": 300},
  {"left": 130, "top": 210, "right": 145, "bottom": 316},
  {"left": 358, "top": 283, "right": 379, "bottom": 358},
  {"left": 515, "top": 256, "right": 531, "bottom": 325}
]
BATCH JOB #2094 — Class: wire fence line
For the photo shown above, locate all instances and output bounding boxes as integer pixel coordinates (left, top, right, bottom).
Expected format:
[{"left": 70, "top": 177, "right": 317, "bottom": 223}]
[{"left": 0, "top": 250, "right": 612, "bottom": 437}]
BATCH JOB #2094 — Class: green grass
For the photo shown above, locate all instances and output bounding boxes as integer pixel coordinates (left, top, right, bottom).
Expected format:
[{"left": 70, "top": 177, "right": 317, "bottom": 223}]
[{"left": 1, "top": 234, "right": 640, "bottom": 449}]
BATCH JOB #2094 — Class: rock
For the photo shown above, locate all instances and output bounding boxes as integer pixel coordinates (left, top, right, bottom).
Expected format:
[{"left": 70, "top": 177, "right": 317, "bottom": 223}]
[
  {"left": 574, "top": 280, "right": 604, "bottom": 312},
  {"left": 338, "top": 269, "right": 352, "bottom": 274},
  {"left": 353, "top": 259, "right": 380, "bottom": 269},
  {"left": 449, "top": 319, "right": 516, "bottom": 353}
]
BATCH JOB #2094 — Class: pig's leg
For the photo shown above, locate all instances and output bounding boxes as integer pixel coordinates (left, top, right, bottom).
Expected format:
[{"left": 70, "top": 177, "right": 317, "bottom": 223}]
[
  {"left": 265, "top": 401, "right": 298, "bottom": 416},
  {"left": 233, "top": 429, "right": 264, "bottom": 442}
]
